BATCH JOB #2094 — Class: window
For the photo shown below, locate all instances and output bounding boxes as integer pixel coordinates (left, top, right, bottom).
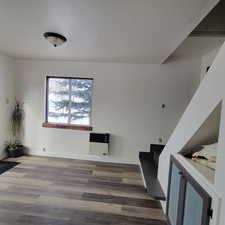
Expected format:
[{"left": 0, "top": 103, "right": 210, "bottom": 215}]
[{"left": 43, "top": 76, "right": 93, "bottom": 130}]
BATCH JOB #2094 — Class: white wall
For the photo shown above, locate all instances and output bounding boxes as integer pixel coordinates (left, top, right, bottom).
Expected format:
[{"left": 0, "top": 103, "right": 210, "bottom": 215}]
[
  {"left": 158, "top": 42, "right": 225, "bottom": 225},
  {"left": 201, "top": 47, "right": 221, "bottom": 80},
  {"left": 15, "top": 57, "right": 201, "bottom": 164},
  {"left": 0, "top": 53, "right": 15, "bottom": 158}
]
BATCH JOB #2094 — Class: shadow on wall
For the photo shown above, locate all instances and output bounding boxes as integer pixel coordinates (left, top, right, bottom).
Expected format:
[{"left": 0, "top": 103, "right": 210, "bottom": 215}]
[{"left": 180, "top": 101, "right": 222, "bottom": 157}]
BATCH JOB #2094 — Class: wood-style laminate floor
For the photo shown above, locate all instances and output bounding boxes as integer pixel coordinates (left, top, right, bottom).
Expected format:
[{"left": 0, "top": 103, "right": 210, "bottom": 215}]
[{"left": 0, "top": 156, "right": 167, "bottom": 225}]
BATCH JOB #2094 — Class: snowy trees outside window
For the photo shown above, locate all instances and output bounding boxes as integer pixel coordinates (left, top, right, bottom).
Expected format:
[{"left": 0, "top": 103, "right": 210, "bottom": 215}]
[{"left": 46, "top": 77, "right": 93, "bottom": 126}]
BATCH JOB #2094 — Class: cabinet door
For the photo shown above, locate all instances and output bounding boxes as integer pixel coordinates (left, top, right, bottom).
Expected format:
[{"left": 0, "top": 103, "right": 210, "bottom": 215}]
[
  {"left": 181, "top": 176, "right": 212, "bottom": 225},
  {"left": 182, "top": 182, "right": 204, "bottom": 225},
  {"left": 167, "top": 163, "right": 181, "bottom": 225}
]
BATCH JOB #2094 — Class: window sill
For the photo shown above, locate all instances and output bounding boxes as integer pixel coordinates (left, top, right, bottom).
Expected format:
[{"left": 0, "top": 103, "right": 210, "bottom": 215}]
[{"left": 42, "top": 122, "right": 93, "bottom": 131}]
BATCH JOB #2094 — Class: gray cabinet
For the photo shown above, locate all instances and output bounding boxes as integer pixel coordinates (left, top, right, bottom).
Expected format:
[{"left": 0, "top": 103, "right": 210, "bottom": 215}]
[{"left": 166, "top": 156, "right": 212, "bottom": 225}]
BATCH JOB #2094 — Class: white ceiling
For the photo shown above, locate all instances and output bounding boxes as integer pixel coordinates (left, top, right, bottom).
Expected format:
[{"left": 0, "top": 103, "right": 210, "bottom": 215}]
[{"left": 0, "top": 0, "right": 219, "bottom": 64}]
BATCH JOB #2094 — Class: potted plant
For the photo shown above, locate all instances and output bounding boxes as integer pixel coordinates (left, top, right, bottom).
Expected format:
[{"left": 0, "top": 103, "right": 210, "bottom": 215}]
[
  {"left": 4, "top": 100, "right": 25, "bottom": 158},
  {"left": 4, "top": 140, "right": 24, "bottom": 158}
]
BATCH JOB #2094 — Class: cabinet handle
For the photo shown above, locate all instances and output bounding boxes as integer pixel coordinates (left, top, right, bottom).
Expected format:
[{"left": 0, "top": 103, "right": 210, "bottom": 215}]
[{"left": 178, "top": 171, "right": 185, "bottom": 178}]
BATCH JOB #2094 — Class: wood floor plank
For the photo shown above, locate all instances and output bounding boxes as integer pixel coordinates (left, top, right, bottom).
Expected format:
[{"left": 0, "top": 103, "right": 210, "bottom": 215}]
[
  {"left": 0, "top": 193, "right": 37, "bottom": 204},
  {"left": 81, "top": 193, "right": 161, "bottom": 208},
  {"left": 121, "top": 205, "right": 166, "bottom": 221},
  {"left": 70, "top": 209, "right": 167, "bottom": 225},
  {"left": 0, "top": 176, "right": 52, "bottom": 187},
  {"left": 17, "top": 214, "right": 73, "bottom": 225},
  {"left": 122, "top": 178, "right": 143, "bottom": 186},
  {"left": 37, "top": 195, "right": 122, "bottom": 215},
  {"left": 0, "top": 183, "right": 11, "bottom": 190}
]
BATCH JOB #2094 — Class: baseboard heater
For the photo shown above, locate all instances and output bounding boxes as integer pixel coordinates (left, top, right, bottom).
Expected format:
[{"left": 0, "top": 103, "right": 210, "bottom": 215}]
[{"left": 89, "top": 133, "right": 110, "bottom": 156}]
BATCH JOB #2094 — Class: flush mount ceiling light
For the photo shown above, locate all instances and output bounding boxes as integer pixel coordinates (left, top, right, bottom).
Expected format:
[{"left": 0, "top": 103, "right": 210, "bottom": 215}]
[{"left": 43, "top": 32, "right": 67, "bottom": 47}]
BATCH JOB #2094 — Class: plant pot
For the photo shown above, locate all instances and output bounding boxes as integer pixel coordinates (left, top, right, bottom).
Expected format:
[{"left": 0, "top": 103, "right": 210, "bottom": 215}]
[{"left": 7, "top": 145, "right": 24, "bottom": 158}]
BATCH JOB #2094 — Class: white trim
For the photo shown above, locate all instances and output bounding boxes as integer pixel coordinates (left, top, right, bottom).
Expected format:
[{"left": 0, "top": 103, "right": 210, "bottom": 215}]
[{"left": 29, "top": 151, "right": 138, "bottom": 165}]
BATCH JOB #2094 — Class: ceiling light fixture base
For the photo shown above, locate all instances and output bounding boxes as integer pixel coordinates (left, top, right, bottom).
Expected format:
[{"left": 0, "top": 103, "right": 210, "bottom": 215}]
[{"left": 43, "top": 32, "right": 67, "bottom": 47}]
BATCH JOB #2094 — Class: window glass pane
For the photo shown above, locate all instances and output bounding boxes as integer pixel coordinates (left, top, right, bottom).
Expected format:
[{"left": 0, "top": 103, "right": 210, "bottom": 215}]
[
  {"left": 48, "top": 78, "right": 70, "bottom": 123},
  {"left": 183, "top": 183, "right": 203, "bottom": 225},
  {"left": 70, "top": 79, "right": 93, "bottom": 125},
  {"left": 168, "top": 164, "right": 181, "bottom": 225}
]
